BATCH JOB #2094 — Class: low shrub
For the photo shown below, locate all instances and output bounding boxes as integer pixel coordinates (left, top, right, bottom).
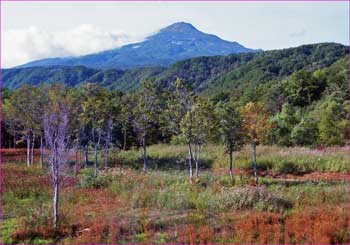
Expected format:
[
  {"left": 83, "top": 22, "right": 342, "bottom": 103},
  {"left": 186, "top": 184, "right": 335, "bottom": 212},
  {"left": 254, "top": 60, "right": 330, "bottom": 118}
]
[
  {"left": 78, "top": 169, "right": 112, "bottom": 189},
  {"left": 285, "top": 206, "right": 350, "bottom": 244},
  {"left": 216, "top": 187, "right": 292, "bottom": 212},
  {"left": 233, "top": 212, "right": 284, "bottom": 244},
  {"left": 1, "top": 218, "right": 17, "bottom": 244},
  {"left": 11, "top": 205, "right": 69, "bottom": 243}
]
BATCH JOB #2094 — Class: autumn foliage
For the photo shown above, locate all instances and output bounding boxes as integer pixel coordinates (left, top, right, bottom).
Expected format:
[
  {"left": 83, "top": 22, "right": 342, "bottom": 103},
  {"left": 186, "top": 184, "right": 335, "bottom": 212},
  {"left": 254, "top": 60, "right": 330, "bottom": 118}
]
[{"left": 242, "top": 102, "right": 272, "bottom": 144}]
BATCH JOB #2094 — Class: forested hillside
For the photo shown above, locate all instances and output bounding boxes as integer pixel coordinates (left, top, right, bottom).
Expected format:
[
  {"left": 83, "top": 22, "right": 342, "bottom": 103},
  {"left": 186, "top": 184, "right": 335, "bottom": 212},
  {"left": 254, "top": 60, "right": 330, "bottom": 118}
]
[
  {"left": 2, "top": 51, "right": 349, "bottom": 152},
  {"left": 2, "top": 43, "right": 348, "bottom": 93},
  {"left": 157, "top": 42, "right": 348, "bottom": 92},
  {"left": 2, "top": 42, "right": 349, "bottom": 245},
  {"left": 1, "top": 66, "right": 165, "bottom": 91}
]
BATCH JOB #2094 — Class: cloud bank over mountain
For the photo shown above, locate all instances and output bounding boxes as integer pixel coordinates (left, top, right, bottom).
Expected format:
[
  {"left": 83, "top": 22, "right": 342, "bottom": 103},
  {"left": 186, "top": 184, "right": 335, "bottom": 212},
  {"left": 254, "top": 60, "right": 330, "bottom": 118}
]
[{"left": 2, "top": 25, "right": 142, "bottom": 68}]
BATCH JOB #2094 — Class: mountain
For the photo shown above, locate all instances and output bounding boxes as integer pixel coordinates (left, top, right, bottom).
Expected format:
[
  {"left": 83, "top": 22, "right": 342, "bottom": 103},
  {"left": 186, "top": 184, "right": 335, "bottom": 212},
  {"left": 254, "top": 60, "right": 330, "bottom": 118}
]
[
  {"left": 1, "top": 66, "right": 99, "bottom": 89},
  {"left": 157, "top": 42, "right": 349, "bottom": 93},
  {"left": 1, "top": 66, "right": 164, "bottom": 91},
  {"left": 3, "top": 43, "right": 348, "bottom": 93},
  {"left": 17, "top": 22, "right": 258, "bottom": 69}
]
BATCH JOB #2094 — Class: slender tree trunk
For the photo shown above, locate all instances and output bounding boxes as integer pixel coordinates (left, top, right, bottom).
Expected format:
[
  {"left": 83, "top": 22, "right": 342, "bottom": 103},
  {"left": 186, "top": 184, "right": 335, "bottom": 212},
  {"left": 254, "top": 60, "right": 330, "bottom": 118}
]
[
  {"left": 26, "top": 133, "right": 31, "bottom": 167},
  {"left": 77, "top": 147, "right": 80, "bottom": 166},
  {"left": 53, "top": 171, "right": 59, "bottom": 229},
  {"left": 104, "top": 133, "right": 109, "bottom": 168},
  {"left": 229, "top": 145, "right": 233, "bottom": 179},
  {"left": 94, "top": 144, "right": 98, "bottom": 176},
  {"left": 51, "top": 149, "right": 59, "bottom": 230},
  {"left": 93, "top": 129, "right": 101, "bottom": 177},
  {"left": 194, "top": 144, "right": 198, "bottom": 179},
  {"left": 123, "top": 126, "right": 127, "bottom": 151},
  {"left": 84, "top": 145, "right": 89, "bottom": 168},
  {"left": 75, "top": 149, "right": 78, "bottom": 176},
  {"left": 253, "top": 143, "right": 258, "bottom": 185},
  {"left": 195, "top": 144, "right": 201, "bottom": 179},
  {"left": 80, "top": 149, "right": 83, "bottom": 167},
  {"left": 142, "top": 135, "right": 147, "bottom": 171},
  {"left": 104, "top": 124, "right": 111, "bottom": 168},
  {"left": 31, "top": 132, "right": 35, "bottom": 165},
  {"left": 40, "top": 136, "right": 43, "bottom": 167},
  {"left": 66, "top": 148, "right": 70, "bottom": 165},
  {"left": 187, "top": 142, "right": 193, "bottom": 183}
]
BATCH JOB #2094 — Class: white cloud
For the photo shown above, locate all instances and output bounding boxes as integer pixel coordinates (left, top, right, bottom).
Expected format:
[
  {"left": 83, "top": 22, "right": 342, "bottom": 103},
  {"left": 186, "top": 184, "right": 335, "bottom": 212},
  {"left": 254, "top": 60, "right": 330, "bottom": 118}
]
[{"left": 1, "top": 24, "right": 142, "bottom": 68}]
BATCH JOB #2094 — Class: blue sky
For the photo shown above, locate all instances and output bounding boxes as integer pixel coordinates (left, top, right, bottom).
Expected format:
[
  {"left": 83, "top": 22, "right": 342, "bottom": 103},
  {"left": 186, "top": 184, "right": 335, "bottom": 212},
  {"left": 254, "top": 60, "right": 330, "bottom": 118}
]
[{"left": 1, "top": 1, "right": 349, "bottom": 68}]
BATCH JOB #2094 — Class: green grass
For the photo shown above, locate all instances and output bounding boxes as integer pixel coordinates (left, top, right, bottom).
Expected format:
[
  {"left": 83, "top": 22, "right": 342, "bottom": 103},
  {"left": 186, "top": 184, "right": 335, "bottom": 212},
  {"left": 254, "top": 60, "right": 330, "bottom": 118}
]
[
  {"left": 113, "top": 144, "right": 350, "bottom": 173},
  {"left": 265, "top": 181, "right": 349, "bottom": 208},
  {"left": 2, "top": 144, "right": 349, "bottom": 244},
  {"left": 2, "top": 218, "right": 18, "bottom": 244},
  {"left": 104, "top": 169, "right": 348, "bottom": 213}
]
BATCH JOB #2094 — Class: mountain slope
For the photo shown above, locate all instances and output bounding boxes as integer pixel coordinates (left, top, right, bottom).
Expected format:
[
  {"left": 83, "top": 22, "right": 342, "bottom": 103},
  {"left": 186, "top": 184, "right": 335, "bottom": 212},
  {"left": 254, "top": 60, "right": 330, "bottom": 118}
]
[
  {"left": 156, "top": 42, "right": 349, "bottom": 92},
  {"left": 3, "top": 43, "right": 348, "bottom": 92},
  {"left": 1, "top": 66, "right": 164, "bottom": 91},
  {"left": 1, "top": 66, "right": 99, "bottom": 88},
  {"left": 18, "top": 22, "right": 257, "bottom": 69}
]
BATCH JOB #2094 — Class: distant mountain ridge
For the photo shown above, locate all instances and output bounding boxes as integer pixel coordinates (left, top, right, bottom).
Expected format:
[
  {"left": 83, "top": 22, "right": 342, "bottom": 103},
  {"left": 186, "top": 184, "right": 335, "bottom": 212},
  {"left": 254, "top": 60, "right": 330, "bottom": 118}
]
[
  {"left": 4, "top": 43, "right": 348, "bottom": 93},
  {"left": 17, "top": 22, "right": 258, "bottom": 69}
]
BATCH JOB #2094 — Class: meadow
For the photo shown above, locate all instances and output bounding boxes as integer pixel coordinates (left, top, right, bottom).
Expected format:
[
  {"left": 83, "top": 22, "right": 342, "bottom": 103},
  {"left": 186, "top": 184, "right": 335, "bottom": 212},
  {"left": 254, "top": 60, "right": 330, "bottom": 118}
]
[{"left": 1, "top": 144, "right": 349, "bottom": 244}]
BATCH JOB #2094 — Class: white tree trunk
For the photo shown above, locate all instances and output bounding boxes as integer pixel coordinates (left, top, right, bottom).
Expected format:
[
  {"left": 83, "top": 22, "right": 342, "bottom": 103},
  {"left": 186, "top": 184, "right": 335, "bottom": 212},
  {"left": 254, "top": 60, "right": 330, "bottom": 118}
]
[
  {"left": 229, "top": 145, "right": 233, "bottom": 179},
  {"left": 26, "top": 132, "right": 31, "bottom": 167},
  {"left": 75, "top": 149, "right": 79, "bottom": 176},
  {"left": 84, "top": 145, "right": 89, "bottom": 168},
  {"left": 93, "top": 128, "right": 101, "bottom": 177},
  {"left": 53, "top": 172, "right": 59, "bottom": 229},
  {"left": 40, "top": 136, "right": 43, "bottom": 167},
  {"left": 43, "top": 103, "right": 69, "bottom": 230},
  {"left": 31, "top": 131, "right": 35, "bottom": 165},
  {"left": 104, "top": 147, "right": 109, "bottom": 168},
  {"left": 104, "top": 122, "right": 111, "bottom": 168},
  {"left": 187, "top": 143, "right": 193, "bottom": 183},
  {"left": 142, "top": 135, "right": 148, "bottom": 171},
  {"left": 253, "top": 143, "right": 258, "bottom": 184},
  {"left": 94, "top": 144, "right": 98, "bottom": 177}
]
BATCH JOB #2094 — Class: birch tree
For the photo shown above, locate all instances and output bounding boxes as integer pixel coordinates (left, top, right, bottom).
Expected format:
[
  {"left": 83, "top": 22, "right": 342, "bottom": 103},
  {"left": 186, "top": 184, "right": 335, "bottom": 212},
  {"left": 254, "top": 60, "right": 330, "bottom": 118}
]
[
  {"left": 242, "top": 102, "right": 271, "bottom": 184},
  {"left": 215, "top": 101, "right": 244, "bottom": 179},
  {"left": 80, "top": 83, "right": 110, "bottom": 176},
  {"left": 164, "top": 78, "right": 196, "bottom": 182},
  {"left": 43, "top": 85, "right": 71, "bottom": 229},
  {"left": 132, "top": 80, "right": 161, "bottom": 171},
  {"left": 120, "top": 94, "right": 133, "bottom": 151},
  {"left": 4, "top": 85, "right": 43, "bottom": 166},
  {"left": 181, "top": 98, "right": 216, "bottom": 181},
  {"left": 102, "top": 90, "right": 121, "bottom": 168}
]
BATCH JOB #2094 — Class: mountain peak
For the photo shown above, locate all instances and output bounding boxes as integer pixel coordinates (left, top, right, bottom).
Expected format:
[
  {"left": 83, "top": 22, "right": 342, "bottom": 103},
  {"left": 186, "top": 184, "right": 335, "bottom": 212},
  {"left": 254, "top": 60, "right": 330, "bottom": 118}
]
[
  {"left": 18, "top": 22, "right": 258, "bottom": 69},
  {"left": 160, "top": 22, "right": 198, "bottom": 33}
]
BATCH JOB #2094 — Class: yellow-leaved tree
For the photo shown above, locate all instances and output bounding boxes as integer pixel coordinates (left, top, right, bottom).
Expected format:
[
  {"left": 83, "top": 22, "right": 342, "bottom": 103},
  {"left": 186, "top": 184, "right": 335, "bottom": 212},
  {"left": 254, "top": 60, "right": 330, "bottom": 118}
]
[{"left": 242, "top": 102, "right": 271, "bottom": 184}]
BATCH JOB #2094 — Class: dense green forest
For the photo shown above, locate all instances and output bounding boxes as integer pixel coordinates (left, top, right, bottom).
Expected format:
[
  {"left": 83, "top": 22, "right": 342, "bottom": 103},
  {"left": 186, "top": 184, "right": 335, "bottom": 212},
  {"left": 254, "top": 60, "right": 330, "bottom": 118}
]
[
  {"left": 1, "top": 42, "right": 349, "bottom": 175},
  {"left": 1, "top": 42, "right": 349, "bottom": 244},
  {"left": 2, "top": 44, "right": 349, "bottom": 155},
  {"left": 3, "top": 43, "right": 348, "bottom": 92}
]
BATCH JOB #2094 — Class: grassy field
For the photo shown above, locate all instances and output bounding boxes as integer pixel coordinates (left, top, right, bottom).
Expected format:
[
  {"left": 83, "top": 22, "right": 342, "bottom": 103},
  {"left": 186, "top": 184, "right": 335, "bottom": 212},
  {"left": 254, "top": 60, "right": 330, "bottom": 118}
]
[
  {"left": 1, "top": 144, "right": 349, "bottom": 244},
  {"left": 117, "top": 144, "right": 350, "bottom": 172}
]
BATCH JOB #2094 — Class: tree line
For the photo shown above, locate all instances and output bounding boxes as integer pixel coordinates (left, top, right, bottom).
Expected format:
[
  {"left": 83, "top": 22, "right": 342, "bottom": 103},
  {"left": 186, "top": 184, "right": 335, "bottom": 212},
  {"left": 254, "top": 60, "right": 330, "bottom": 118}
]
[
  {"left": 1, "top": 79, "right": 269, "bottom": 179},
  {"left": 3, "top": 69, "right": 348, "bottom": 176},
  {"left": 2, "top": 62, "right": 349, "bottom": 228}
]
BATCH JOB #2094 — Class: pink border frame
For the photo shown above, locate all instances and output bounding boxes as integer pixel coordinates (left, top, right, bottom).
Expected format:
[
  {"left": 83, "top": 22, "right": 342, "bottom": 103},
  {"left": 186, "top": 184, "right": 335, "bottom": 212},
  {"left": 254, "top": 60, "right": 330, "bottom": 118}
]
[{"left": 0, "top": 1, "right": 349, "bottom": 245}]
